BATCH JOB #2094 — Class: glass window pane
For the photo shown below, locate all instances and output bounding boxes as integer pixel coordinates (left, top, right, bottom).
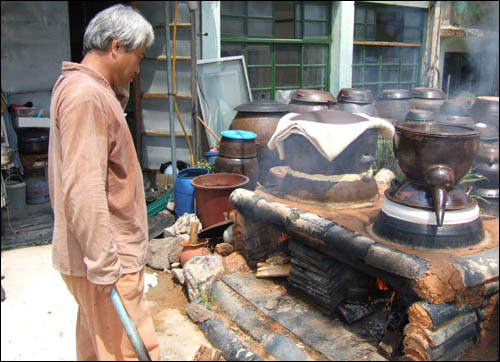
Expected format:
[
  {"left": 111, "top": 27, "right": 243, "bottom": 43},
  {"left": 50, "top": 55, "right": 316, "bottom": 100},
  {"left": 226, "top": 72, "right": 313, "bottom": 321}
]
[
  {"left": 248, "top": 44, "right": 271, "bottom": 65},
  {"left": 221, "top": 44, "right": 244, "bottom": 58},
  {"left": 353, "top": 45, "right": 362, "bottom": 64},
  {"left": 402, "top": 47, "right": 418, "bottom": 63},
  {"left": 352, "top": 66, "right": 362, "bottom": 84},
  {"left": 376, "top": 8, "right": 403, "bottom": 42},
  {"left": 367, "top": 8, "right": 376, "bottom": 24},
  {"left": 221, "top": 1, "right": 245, "bottom": 16},
  {"left": 366, "top": 47, "right": 379, "bottom": 63},
  {"left": 365, "top": 66, "right": 379, "bottom": 82},
  {"left": 364, "top": 84, "right": 380, "bottom": 98},
  {"left": 382, "top": 66, "right": 399, "bottom": 82},
  {"left": 355, "top": 7, "right": 365, "bottom": 23},
  {"left": 248, "top": 1, "right": 272, "bottom": 17},
  {"left": 366, "top": 25, "right": 376, "bottom": 40},
  {"left": 252, "top": 90, "right": 271, "bottom": 101},
  {"left": 276, "top": 67, "right": 299, "bottom": 87},
  {"left": 402, "top": 66, "right": 416, "bottom": 82},
  {"left": 248, "top": 67, "right": 271, "bottom": 88},
  {"left": 404, "top": 10, "right": 422, "bottom": 27},
  {"left": 304, "top": 67, "right": 326, "bottom": 86},
  {"left": 382, "top": 47, "right": 399, "bottom": 63},
  {"left": 304, "top": 21, "right": 328, "bottom": 37},
  {"left": 381, "top": 83, "right": 400, "bottom": 91},
  {"left": 275, "top": 1, "right": 295, "bottom": 39},
  {"left": 221, "top": 17, "right": 245, "bottom": 36},
  {"left": 404, "top": 28, "right": 421, "bottom": 42},
  {"left": 304, "top": 45, "right": 327, "bottom": 64},
  {"left": 304, "top": 3, "right": 328, "bottom": 21},
  {"left": 248, "top": 18, "right": 273, "bottom": 37},
  {"left": 276, "top": 44, "right": 299, "bottom": 64},
  {"left": 295, "top": 22, "right": 302, "bottom": 38},
  {"left": 354, "top": 24, "right": 365, "bottom": 39}
]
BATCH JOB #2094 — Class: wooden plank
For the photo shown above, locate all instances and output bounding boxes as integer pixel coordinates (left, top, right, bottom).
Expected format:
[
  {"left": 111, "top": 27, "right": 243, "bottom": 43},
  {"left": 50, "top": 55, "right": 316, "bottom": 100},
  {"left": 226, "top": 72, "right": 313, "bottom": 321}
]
[
  {"left": 353, "top": 41, "right": 421, "bottom": 47},
  {"left": 256, "top": 264, "right": 291, "bottom": 278},
  {"left": 141, "top": 92, "right": 192, "bottom": 99},
  {"left": 143, "top": 130, "right": 192, "bottom": 137}
]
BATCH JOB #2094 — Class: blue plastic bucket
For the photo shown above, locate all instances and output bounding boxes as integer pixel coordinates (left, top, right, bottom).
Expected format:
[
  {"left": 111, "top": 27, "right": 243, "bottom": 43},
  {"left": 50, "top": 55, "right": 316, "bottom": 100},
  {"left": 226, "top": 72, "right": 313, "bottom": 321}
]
[
  {"left": 205, "top": 151, "right": 219, "bottom": 164},
  {"left": 174, "top": 167, "right": 210, "bottom": 216}
]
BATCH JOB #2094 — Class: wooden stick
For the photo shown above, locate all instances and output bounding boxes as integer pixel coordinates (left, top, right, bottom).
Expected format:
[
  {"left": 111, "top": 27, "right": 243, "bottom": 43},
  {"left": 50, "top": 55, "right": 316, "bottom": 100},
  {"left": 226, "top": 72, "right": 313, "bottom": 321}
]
[{"left": 190, "top": 221, "right": 199, "bottom": 245}]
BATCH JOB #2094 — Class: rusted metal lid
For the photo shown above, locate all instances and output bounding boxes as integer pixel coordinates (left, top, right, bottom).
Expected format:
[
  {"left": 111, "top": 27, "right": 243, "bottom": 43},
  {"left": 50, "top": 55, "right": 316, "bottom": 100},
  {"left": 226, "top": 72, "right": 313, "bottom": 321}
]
[
  {"left": 378, "top": 89, "right": 411, "bottom": 100},
  {"left": 290, "top": 89, "right": 337, "bottom": 103},
  {"left": 234, "top": 100, "right": 291, "bottom": 113},
  {"left": 412, "top": 87, "right": 447, "bottom": 100},
  {"left": 290, "top": 109, "right": 368, "bottom": 124},
  {"left": 337, "top": 88, "right": 374, "bottom": 104}
]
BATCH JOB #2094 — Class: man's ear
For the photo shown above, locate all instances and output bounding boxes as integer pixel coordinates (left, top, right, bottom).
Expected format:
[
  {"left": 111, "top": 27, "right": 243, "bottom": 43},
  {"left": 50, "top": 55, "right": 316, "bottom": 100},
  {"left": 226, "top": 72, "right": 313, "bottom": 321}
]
[{"left": 110, "top": 38, "right": 120, "bottom": 57}]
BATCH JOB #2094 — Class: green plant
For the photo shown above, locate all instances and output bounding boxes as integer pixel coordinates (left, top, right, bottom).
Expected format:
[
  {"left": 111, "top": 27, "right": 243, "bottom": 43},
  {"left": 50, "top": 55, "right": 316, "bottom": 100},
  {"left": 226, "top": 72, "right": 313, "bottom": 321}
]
[
  {"left": 195, "top": 159, "right": 214, "bottom": 173},
  {"left": 372, "top": 137, "right": 406, "bottom": 183},
  {"left": 196, "top": 281, "right": 215, "bottom": 308}
]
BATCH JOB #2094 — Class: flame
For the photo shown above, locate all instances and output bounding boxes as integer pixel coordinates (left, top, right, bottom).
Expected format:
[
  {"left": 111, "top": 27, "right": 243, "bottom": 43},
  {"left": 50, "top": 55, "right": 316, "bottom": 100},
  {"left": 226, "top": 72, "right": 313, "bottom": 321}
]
[
  {"left": 278, "top": 232, "right": 288, "bottom": 245},
  {"left": 375, "top": 278, "right": 389, "bottom": 290}
]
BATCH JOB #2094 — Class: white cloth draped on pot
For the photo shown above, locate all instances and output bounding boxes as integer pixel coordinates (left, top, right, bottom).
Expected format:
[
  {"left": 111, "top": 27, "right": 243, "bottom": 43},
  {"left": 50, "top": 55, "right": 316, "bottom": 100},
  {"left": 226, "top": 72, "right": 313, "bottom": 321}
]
[{"left": 267, "top": 112, "right": 395, "bottom": 162}]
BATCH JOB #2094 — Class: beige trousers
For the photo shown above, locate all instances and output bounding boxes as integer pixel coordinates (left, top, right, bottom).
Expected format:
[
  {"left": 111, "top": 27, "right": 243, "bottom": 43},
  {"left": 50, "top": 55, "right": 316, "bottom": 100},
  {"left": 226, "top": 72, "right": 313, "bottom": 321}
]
[{"left": 61, "top": 270, "right": 160, "bottom": 361}]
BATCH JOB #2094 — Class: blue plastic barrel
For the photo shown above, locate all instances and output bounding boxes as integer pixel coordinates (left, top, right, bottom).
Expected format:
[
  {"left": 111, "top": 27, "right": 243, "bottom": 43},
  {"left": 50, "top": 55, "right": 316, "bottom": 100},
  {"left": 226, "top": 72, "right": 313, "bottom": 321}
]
[
  {"left": 174, "top": 167, "right": 209, "bottom": 216},
  {"left": 205, "top": 151, "right": 219, "bottom": 164}
]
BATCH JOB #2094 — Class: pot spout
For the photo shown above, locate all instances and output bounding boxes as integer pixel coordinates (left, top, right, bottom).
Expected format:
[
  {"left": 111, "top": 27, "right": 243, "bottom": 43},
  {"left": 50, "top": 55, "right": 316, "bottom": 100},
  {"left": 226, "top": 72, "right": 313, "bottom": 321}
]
[
  {"left": 424, "top": 165, "right": 456, "bottom": 227},
  {"left": 432, "top": 187, "right": 447, "bottom": 226}
]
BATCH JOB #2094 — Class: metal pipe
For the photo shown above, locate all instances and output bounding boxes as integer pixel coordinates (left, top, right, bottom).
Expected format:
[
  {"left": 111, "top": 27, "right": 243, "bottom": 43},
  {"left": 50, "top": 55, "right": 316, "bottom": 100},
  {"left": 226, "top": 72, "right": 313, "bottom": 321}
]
[
  {"left": 110, "top": 286, "right": 151, "bottom": 361},
  {"left": 190, "top": 3, "right": 199, "bottom": 162},
  {"left": 165, "top": 1, "right": 177, "bottom": 184}
]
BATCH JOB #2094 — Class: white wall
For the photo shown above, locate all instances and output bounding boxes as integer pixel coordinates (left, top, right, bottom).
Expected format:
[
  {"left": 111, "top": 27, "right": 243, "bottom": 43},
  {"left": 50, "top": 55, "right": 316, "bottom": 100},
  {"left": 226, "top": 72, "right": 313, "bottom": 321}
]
[{"left": 1, "top": 1, "right": 71, "bottom": 115}]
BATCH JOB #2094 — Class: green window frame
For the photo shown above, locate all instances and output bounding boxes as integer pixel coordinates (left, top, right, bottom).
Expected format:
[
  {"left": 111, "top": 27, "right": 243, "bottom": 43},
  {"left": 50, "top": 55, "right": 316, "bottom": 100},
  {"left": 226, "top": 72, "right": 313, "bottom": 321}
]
[
  {"left": 352, "top": 3, "right": 427, "bottom": 97},
  {"left": 221, "top": 1, "right": 332, "bottom": 101}
]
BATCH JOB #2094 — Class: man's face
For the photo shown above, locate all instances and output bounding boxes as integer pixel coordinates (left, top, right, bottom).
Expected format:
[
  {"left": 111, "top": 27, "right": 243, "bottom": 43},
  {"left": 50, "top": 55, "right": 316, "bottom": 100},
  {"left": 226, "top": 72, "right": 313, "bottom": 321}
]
[{"left": 113, "top": 44, "right": 146, "bottom": 86}]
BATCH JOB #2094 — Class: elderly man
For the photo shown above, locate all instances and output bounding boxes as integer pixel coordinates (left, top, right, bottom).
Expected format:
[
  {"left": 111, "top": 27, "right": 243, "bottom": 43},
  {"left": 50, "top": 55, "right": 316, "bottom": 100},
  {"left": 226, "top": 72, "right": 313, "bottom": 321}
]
[{"left": 48, "top": 4, "right": 159, "bottom": 360}]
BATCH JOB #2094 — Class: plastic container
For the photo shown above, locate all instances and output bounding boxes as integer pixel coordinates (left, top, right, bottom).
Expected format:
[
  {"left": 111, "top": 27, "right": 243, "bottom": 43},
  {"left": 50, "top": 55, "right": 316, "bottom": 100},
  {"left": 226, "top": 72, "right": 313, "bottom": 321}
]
[
  {"left": 25, "top": 176, "right": 50, "bottom": 204},
  {"left": 174, "top": 167, "right": 210, "bottom": 217},
  {"left": 205, "top": 151, "right": 219, "bottom": 164},
  {"left": 191, "top": 173, "right": 249, "bottom": 228},
  {"left": 5, "top": 174, "right": 26, "bottom": 209}
]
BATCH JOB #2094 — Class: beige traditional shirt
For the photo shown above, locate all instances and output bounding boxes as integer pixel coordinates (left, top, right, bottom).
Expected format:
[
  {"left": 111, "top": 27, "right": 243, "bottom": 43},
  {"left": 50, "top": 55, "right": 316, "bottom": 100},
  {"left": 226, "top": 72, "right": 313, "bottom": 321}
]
[{"left": 49, "top": 62, "right": 148, "bottom": 285}]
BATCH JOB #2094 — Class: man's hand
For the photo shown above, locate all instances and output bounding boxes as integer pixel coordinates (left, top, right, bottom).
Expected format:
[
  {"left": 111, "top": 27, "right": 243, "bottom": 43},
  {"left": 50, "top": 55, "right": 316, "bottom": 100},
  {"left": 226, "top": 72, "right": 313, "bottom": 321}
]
[{"left": 95, "top": 283, "right": 116, "bottom": 297}]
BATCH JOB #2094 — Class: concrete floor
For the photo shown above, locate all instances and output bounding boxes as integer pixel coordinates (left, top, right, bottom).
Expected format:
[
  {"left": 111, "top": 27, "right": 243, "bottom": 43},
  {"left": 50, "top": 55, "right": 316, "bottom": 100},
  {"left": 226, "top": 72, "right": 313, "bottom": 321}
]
[{"left": 1, "top": 244, "right": 211, "bottom": 361}]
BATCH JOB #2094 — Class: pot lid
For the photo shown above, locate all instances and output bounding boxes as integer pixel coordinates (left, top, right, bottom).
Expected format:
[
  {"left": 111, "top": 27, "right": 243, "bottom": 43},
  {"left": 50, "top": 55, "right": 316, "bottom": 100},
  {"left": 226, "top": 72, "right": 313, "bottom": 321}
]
[
  {"left": 405, "top": 109, "right": 435, "bottom": 121},
  {"left": 439, "top": 100, "right": 470, "bottom": 116},
  {"left": 378, "top": 89, "right": 411, "bottom": 100},
  {"left": 290, "top": 89, "right": 337, "bottom": 103},
  {"left": 473, "top": 122, "right": 499, "bottom": 140},
  {"left": 337, "top": 88, "right": 374, "bottom": 104},
  {"left": 221, "top": 130, "right": 257, "bottom": 140},
  {"left": 436, "top": 114, "right": 473, "bottom": 126},
  {"left": 234, "top": 99, "right": 291, "bottom": 113},
  {"left": 412, "top": 87, "right": 447, "bottom": 100},
  {"left": 289, "top": 109, "right": 368, "bottom": 125}
]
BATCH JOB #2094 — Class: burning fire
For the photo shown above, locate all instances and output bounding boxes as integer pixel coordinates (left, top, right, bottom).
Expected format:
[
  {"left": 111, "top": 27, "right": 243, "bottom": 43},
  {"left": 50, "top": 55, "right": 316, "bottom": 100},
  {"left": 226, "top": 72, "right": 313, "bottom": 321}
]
[
  {"left": 375, "top": 278, "right": 389, "bottom": 290},
  {"left": 278, "top": 232, "right": 288, "bottom": 245}
]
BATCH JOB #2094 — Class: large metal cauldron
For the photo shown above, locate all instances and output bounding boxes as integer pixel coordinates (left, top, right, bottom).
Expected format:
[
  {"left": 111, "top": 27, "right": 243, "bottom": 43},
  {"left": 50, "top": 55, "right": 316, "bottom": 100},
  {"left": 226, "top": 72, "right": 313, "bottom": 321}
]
[
  {"left": 280, "top": 110, "right": 379, "bottom": 204},
  {"left": 394, "top": 123, "right": 480, "bottom": 225}
]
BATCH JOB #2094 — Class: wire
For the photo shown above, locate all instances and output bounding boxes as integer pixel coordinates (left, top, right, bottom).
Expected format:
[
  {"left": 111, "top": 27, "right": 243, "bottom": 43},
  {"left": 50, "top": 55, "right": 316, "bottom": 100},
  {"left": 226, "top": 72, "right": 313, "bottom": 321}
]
[{"left": 173, "top": 1, "right": 195, "bottom": 167}]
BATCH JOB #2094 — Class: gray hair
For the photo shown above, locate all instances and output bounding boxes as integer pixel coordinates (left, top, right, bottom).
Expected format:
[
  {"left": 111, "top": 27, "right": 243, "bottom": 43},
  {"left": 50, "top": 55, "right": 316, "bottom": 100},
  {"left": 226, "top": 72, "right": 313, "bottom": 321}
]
[{"left": 83, "top": 4, "right": 154, "bottom": 55}]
